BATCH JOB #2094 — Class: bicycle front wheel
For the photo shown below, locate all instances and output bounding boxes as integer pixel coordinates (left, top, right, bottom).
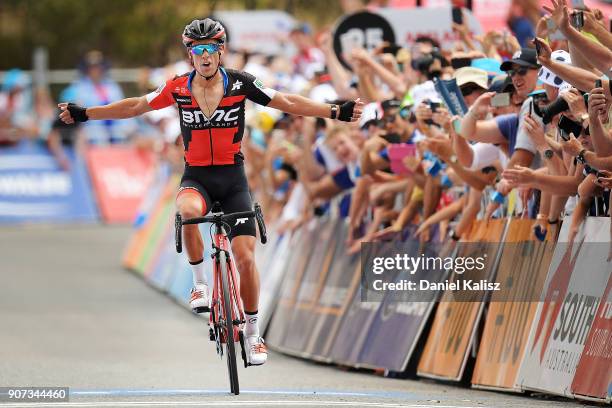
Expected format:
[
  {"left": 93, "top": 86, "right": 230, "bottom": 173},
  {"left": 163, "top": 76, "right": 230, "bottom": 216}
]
[{"left": 219, "top": 251, "right": 239, "bottom": 395}]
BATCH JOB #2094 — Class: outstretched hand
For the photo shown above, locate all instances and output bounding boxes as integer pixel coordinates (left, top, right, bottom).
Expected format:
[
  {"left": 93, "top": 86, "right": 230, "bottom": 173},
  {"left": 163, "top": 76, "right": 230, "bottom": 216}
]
[
  {"left": 338, "top": 98, "right": 364, "bottom": 122},
  {"left": 543, "top": 0, "right": 571, "bottom": 33}
]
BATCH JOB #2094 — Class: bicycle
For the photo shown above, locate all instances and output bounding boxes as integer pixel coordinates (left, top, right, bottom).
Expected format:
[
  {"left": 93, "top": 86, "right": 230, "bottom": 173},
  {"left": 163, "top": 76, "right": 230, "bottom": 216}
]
[{"left": 174, "top": 202, "right": 267, "bottom": 395}]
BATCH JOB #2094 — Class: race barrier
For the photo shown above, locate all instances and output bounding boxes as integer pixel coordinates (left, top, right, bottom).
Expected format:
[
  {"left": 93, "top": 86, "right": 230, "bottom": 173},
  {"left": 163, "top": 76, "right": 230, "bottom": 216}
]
[
  {"left": 120, "top": 186, "right": 612, "bottom": 403},
  {"left": 471, "top": 219, "right": 557, "bottom": 391},
  {"left": 0, "top": 142, "right": 159, "bottom": 226},
  {"left": 85, "top": 146, "right": 156, "bottom": 224},
  {"left": 417, "top": 219, "right": 506, "bottom": 380},
  {"left": 517, "top": 217, "right": 611, "bottom": 398},
  {"left": 0, "top": 140, "right": 98, "bottom": 224}
]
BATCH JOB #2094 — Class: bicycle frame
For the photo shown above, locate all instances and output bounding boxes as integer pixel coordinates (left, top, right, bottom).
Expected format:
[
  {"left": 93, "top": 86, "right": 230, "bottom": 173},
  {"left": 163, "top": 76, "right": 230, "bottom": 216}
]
[
  {"left": 211, "top": 224, "right": 244, "bottom": 344},
  {"left": 175, "top": 203, "right": 267, "bottom": 396}
]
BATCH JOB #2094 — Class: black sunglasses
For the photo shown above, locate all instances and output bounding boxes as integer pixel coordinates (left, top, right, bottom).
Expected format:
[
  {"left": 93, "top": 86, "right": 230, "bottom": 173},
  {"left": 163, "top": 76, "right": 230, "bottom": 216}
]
[{"left": 507, "top": 67, "right": 529, "bottom": 77}]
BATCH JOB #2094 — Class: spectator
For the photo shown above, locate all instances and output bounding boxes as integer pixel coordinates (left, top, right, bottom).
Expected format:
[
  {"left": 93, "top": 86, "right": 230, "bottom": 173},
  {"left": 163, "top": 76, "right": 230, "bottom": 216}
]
[{"left": 60, "top": 50, "right": 138, "bottom": 144}]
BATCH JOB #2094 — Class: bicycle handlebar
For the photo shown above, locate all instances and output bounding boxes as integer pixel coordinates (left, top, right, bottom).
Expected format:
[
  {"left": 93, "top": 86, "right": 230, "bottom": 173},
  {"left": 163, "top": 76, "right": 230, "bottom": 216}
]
[{"left": 181, "top": 203, "right": 267, "bottom": 244}]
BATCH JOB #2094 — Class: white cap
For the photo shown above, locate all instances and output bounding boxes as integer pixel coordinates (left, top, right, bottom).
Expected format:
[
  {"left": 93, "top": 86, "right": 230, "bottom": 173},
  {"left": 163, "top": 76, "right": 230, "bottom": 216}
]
[
  {"left": 359, "top": 102, "right": 382, "bottom": 129},
  {"left": 538, "top": 50, "right": 571, "bottom": 88}
]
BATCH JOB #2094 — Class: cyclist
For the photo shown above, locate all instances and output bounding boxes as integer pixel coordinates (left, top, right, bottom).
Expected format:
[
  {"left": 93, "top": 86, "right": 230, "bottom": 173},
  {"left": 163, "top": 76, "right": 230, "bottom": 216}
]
[{"left": 59, "top": 18, "right": 363, "bottom": 366}]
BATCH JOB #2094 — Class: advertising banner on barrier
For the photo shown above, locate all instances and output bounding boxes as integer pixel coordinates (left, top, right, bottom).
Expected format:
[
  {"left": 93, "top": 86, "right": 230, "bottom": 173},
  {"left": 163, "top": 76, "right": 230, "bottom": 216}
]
[
  {"left": 147, "top": 225, "right": 180, "bottom": 292},
  {"left": 85, "top": 146, "right": 155, "bottom": 224},
  {"left": 266, "top": 222, "right": 318, "bottom": 350},
  {"left": 472, "top": 219, "right": 556, "bottom": 391},
  {"left": 0, "top": 140, "right": 98, "bottom": 223},
  {"left": 328, "top": 240, "right": 391, "bottom": 366},
  {"left": 258, "top": 232, "right": 293, "bottom": 333},
  {"left": 282, "top": 218, "right": 339, "bottom": 354},
  {"left": 122, "top": 169, "right": 173, "bottom": 270},
  {"left": 305, "top": 222, "right": 360, "bottom": 360},
  {"left": 571, "top": 272, "right": 612, "bottom": 402},
  {"left": 357, "top": 234, "right": 450, "bottom": 372},
  {"left": 122, "top": 176, "right": 179, "bottom": 274},
  {"left": 417, "top": 219, "right": 506, "bottom": 381},
  {"left": 517, "top": 217, "right": 611, "bottom": 397}
]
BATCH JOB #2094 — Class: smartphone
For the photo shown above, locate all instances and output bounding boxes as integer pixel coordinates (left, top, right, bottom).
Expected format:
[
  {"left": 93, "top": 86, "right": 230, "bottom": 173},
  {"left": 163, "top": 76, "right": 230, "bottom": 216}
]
[
  {"left": 572, "top": 0, "right": 585, "bottom": 9},
  {"left": 595, "top": 79, "right": 603, "bottom": 89},
  {"left": 558, "top": 114, "right": 583, "bottom": 139},
  {"left": 388, "top": 143, "right": 417, "bottom": 176},
  {"left": 491, "top": 93, "right": 511, "bottom": 108},
  {"left": 533, "top": 37, "right": 543, "bottom": 56},
  {"left": 529, "top": 100, "right": 533, "bottom": 116},
  {"left": 429, "top": 101, "right": 441, "bottom": 113},
  {"left": 452, "top": 7, "right": 463, "bottom": 25},
  {"left": 572, "top": 11, "right": 584, "bottom": 30}
]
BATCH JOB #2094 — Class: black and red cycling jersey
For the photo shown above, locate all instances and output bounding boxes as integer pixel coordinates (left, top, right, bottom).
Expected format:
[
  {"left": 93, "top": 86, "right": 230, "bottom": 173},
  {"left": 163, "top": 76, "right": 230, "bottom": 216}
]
[{"left": 146, "top": 67, "right": 276, "bottom": 166}]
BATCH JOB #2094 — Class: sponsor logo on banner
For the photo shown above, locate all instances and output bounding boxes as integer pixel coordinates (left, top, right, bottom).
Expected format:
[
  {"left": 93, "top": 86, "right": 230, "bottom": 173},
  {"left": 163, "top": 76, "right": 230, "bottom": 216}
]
[
  {"left": 472, "top": 219, "right": 556, "bottom": 390},
  {"left": 332, "top": 11, "right": 395, "bottom": 70},
  {"left": 86, "top": 146, "right": 155, "bottom": 224},
  {"left": 571, "top": 274, "right": 612, "bottom": 401},
  {"left": 517, "top": 217, "right": 611, "bottom": 397},
  {"left": 0, "top": 141, "right": 98, "bottom": 223}
]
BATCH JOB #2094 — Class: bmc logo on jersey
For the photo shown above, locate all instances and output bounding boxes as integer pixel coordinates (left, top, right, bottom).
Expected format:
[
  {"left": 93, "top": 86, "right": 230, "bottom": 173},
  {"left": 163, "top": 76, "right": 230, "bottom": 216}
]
[{"left": 181, "top": 107, "right": 240, "bottom": 124}]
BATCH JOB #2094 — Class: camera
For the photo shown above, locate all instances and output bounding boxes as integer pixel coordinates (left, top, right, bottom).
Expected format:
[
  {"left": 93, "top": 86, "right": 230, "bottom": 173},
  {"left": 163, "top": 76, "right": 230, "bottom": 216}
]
[
  {"left": 571, "top": 11, "right": 584, "bottom": 30},
  {"left": 533, "top": 93, "right": 589, "bottom": 124}
]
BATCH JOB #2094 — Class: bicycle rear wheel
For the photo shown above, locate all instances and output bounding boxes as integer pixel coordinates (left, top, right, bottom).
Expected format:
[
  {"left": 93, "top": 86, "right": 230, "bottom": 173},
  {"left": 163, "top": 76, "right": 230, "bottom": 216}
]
[{"left": 219, "top": 251, "right": 239, "bottom": 395}]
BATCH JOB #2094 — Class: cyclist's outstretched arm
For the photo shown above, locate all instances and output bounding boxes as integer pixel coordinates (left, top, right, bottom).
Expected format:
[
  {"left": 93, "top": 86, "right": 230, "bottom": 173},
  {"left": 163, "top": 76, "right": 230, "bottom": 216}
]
[
  {"left": 58, "top": 96, "right": 153, "bottom": 124},
  {"left": 267, "top": 93, "right": 363, "bottom": 122}
]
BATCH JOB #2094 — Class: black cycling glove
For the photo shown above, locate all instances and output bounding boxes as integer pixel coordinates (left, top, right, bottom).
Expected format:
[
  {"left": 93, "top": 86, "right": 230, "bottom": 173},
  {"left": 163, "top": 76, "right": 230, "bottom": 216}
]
[
  {"left": 67, "top": 103, "right": 89, "bottom": 122},
  {"left": 338, "top": 100, "right": 356, "bottom": 122}
]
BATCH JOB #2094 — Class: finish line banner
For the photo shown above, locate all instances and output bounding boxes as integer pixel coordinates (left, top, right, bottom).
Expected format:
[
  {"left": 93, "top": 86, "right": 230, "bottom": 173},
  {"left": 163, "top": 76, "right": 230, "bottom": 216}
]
[{"left": 0, "top": 141, "right": 98, "bottom": 223}]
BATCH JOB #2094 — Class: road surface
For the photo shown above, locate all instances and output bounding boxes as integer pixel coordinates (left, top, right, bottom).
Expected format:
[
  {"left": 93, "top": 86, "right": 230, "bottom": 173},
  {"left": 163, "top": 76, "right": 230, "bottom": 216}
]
[{"left": 0, "top": 225, "right": 599, "bottom": 407}]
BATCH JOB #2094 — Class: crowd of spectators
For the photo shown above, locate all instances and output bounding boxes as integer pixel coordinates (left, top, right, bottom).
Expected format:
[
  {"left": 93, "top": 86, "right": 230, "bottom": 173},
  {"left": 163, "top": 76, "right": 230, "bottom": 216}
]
[
  {"left": 1, "top": 1, "right": 610, "bottom": 244},
  {"left": 239, "top": 1, "right": 612, "bottom": 245}
]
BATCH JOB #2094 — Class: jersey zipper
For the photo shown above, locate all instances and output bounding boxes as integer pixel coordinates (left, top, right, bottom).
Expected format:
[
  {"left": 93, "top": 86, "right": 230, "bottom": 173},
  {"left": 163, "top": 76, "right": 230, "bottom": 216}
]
[{"left": 208, "top": 127, "right": 214, "bottom": 165}]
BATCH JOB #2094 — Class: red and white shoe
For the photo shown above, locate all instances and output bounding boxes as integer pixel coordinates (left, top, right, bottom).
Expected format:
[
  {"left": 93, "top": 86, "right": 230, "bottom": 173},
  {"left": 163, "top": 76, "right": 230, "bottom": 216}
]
[
  {"left": 246, "top": 336, "right": 268, "bottom": 366},
  {"left": 190, "top": 284, "right": 210, "bottom": 313}
]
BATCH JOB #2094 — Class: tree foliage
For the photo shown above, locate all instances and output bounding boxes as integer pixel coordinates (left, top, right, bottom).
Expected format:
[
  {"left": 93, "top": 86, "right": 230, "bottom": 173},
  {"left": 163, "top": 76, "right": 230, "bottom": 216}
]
[{"left": 0, "top": 0, "right": 344, "bottom": 70}]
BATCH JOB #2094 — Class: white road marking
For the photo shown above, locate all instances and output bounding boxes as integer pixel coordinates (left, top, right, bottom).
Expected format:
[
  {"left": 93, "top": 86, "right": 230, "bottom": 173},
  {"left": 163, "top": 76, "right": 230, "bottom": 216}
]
[{"left": 0, "top": 401, "right": 484, "bottom": 408}]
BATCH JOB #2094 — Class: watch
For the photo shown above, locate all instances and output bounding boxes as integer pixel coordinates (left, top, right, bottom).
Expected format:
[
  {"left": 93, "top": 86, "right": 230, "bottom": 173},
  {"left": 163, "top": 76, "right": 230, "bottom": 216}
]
[
  {"left": 577, "top": 149, "right": 587, "bottom": 164},
  {"left": 330, "top": 104, "right": 338, "bottom": 120},
  {"left": 544, "top": 149, "right": 554, "bottom": 159}
]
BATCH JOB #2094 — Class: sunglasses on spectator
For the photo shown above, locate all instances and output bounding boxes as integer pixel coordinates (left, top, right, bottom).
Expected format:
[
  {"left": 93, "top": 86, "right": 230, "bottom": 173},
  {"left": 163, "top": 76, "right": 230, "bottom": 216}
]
[
  {"left": 190, "top": 43, "right": 220, "bottom": 56},
  {"left": 460, "top": 85, "right": 483, "bottom": 97},
  {"left": 507, "top": 67, "right": 529, "bottom": 77}
]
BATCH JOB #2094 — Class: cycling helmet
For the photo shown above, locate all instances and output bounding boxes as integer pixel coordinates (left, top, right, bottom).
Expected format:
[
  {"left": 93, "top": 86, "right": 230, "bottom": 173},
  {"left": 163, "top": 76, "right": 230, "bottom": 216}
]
[{"left": 182, "top": 18, "right": 226, "bottom": 47}]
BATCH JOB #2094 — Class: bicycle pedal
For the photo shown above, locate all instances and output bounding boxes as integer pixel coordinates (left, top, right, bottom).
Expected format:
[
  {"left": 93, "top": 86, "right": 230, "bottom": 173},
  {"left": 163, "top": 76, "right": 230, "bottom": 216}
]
[{"left": 193, "top": 306, "right": 210, "bottom": 314}]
